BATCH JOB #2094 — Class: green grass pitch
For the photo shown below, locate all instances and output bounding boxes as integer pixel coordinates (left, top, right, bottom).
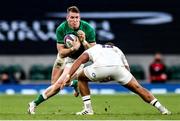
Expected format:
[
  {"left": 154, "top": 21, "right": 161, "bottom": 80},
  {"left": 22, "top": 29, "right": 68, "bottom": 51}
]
[{"left": 0, "top": 94, "right": 180, "bottom": 120}]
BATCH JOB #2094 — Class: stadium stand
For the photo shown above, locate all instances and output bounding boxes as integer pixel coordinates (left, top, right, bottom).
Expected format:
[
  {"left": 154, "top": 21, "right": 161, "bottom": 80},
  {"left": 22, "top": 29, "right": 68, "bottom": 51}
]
[
  {"left": 130, "top": 64, "right": 145, "bottom": 80},
  {"left": 8, "top": 64, "right": 26, "bottom": 81},
  {"left": 44, "top": 65, "right": 53, "bottom": 80},
  {"left": 0, "top": 65, "right": 7, "bottom": 74},
  {"left": 2, "top": 63, "right": 180, "bottom": 83},
  {"left": 29, "top": 64, "right": 46, "bottom": 80},
  {"left": 0, "top": 65, "right": 16, "bottom": 84},
  {"left": 168, "top": 65, "right": 180, "bottom": 80}
]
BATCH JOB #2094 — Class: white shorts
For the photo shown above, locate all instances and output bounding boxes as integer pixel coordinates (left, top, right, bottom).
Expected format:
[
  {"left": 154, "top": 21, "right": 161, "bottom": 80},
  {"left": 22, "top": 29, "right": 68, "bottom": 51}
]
[
  {"left": 64, "top": 57, "right": 85, "bottom": 75},
  {"left": 64, "top": 57, "right": 76, "bottom": 68},
  {"left": 53, "top": 53, "right": 65, "bottom": 69},
  {"left": 84, "top": 65, "right": 133, "bottom": 85}
]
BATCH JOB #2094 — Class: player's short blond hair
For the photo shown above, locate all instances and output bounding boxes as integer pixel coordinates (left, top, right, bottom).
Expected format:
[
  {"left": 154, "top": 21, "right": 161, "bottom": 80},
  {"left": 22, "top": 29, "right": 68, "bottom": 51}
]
[{"left": 67, "top": 6, "right": 80, "bottom": 13}]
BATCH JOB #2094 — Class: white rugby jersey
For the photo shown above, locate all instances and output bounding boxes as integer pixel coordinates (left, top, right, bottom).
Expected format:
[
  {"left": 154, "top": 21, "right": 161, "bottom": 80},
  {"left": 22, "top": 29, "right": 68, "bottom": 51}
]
[{"left": 84, "top": 44, "right": 129, "bottom": 67}]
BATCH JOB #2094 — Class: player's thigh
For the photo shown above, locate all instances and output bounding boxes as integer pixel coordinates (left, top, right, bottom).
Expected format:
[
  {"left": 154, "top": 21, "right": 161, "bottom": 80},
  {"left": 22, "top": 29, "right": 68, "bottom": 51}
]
[
  {"left": 51, "top": 54, "right": 65, "bottom": 84},
  {"left": 54, "top": 53, "right": 66, "bottom": 69},
  {"left": 51, "top": 67, "right": 63, "bottom": 84},
  {"left": 114, "top": 66, "right": 133, "bottom": 85}
]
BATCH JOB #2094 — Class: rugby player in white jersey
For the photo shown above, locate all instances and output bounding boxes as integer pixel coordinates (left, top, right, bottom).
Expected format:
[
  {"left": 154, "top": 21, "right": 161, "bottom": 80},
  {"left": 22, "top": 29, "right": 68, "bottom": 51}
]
[{"left": 61, "top": 43, "right": 171, "bottom": 115}]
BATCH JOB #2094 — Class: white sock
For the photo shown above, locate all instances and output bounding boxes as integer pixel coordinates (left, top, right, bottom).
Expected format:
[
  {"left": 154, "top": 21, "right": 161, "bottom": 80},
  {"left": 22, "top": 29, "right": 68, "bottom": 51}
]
[
  {"left": 150, "top": 98, "right": 162, "bottom": 109},
  {"left": 82, "top": 95, "right": 92, "bottom": 111},
  {"left": 69, "top": 81, "right": 73, "bottom": 86},
  {"left": 42, "top": 92, "right": 48, "bottom": 99}
]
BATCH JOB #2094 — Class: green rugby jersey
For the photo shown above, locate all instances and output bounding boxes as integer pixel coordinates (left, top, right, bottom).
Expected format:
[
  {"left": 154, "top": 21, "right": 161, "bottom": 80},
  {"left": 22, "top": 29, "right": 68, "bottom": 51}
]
[{"left": 56, "top": 20, "right": 96, "bottom": 59}]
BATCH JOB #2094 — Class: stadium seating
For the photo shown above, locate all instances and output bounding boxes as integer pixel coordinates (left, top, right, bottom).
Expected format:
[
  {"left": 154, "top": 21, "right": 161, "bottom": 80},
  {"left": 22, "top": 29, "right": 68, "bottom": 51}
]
[
  {"left": 0, "top": 65, "right": 8, "bottom": 74},
  {"left": 8, "top": 64, "right": 26, "bottom": 80},
  {"left": 44, "top": 65, "right": 53, "bottom": 80},
  {"left": 168, "top": 65, "right": 180, "bottom": 80},
  {"left": 2, "top": 63, "right": 180, "bottom": 82},
  {"left": 130, "top": 64, "right": 145, "bottom": 80},
  {"left": 29, "top": 64, "right": 46, "bottom": 80}
]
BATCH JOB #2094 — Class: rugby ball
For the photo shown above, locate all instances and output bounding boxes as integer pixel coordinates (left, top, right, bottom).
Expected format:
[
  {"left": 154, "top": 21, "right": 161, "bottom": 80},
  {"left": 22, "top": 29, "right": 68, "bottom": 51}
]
[{"left": 64, "top": 34, "right": 77, "bottom": 48}]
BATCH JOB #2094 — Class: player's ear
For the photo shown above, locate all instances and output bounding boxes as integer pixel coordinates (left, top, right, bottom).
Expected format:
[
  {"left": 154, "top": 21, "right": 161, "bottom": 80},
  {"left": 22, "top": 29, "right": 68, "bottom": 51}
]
[{"left": 66, "top": 15, "right": 69, "bottom": 20}]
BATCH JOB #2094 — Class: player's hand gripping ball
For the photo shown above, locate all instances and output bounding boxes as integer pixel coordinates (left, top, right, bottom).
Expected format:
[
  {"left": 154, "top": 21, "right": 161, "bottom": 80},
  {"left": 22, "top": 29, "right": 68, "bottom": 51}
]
[{"left": 64, "top": 34, "right": 78, "bottom": 48}]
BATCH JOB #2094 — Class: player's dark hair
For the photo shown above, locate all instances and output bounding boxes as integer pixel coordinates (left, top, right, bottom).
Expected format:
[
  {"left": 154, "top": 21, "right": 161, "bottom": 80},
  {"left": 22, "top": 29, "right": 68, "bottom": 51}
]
[
  {"left": 105, "top": 42, "right": 115, "bottom": 46},
  {"left": 67, "top": 6, "right": 80, "bottom": 13}
]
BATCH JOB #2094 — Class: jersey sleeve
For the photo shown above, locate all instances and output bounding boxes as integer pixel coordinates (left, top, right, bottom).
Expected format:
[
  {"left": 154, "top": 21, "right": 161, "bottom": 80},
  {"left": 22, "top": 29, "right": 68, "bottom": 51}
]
[
  {"left": 56, "top": 24, "right": 65, "bottom": 44},
  {"left": 83, "top": 22, "right": 96, "bottom": 43},
  {"left": 86, "top": 28, "right": 96, "bottom": 43}
]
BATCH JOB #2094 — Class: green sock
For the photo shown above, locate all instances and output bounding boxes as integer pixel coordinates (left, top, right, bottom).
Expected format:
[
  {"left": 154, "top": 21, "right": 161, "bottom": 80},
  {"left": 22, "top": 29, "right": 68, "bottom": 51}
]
[
  {"left": 34, "top": 94, "right": 45, "bottom": 106},
  {"left": 70, "top": 80, "right": 78, "bottom": 87}
]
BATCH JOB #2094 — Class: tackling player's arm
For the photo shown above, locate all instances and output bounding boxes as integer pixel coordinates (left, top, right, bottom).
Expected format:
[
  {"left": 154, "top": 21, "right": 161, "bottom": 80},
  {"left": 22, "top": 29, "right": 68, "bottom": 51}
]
[
  {"left": 69, "top": 52, "right": 89, "bottom": 77},
  {"left": 61, "top": 52, "right": 89, "bottom": 87}
]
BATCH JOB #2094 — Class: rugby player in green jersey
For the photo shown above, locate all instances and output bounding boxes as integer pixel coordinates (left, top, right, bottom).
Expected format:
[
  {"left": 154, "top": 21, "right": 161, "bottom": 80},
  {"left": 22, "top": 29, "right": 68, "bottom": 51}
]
[{"left": 28, "top": 6, "right": 96, "bottom": 114}]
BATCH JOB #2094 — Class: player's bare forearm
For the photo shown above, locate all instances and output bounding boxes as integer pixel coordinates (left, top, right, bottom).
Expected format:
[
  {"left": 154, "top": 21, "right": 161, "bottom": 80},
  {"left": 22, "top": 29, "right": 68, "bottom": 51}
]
[
  {"left": 82, "top": 41, "right": 96, "bottom": 49},
  {"left": 69, "top": 52, "right": 89, "bottom": 76},
  {"left": 57, "top": 44, "right": 76, "bottom": 58},
  {"left": 60, "top": 53, "right": 89, "bottom": 89},
  {"left": 59, "top": 47, "right": 77, "bottom": 58}
]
